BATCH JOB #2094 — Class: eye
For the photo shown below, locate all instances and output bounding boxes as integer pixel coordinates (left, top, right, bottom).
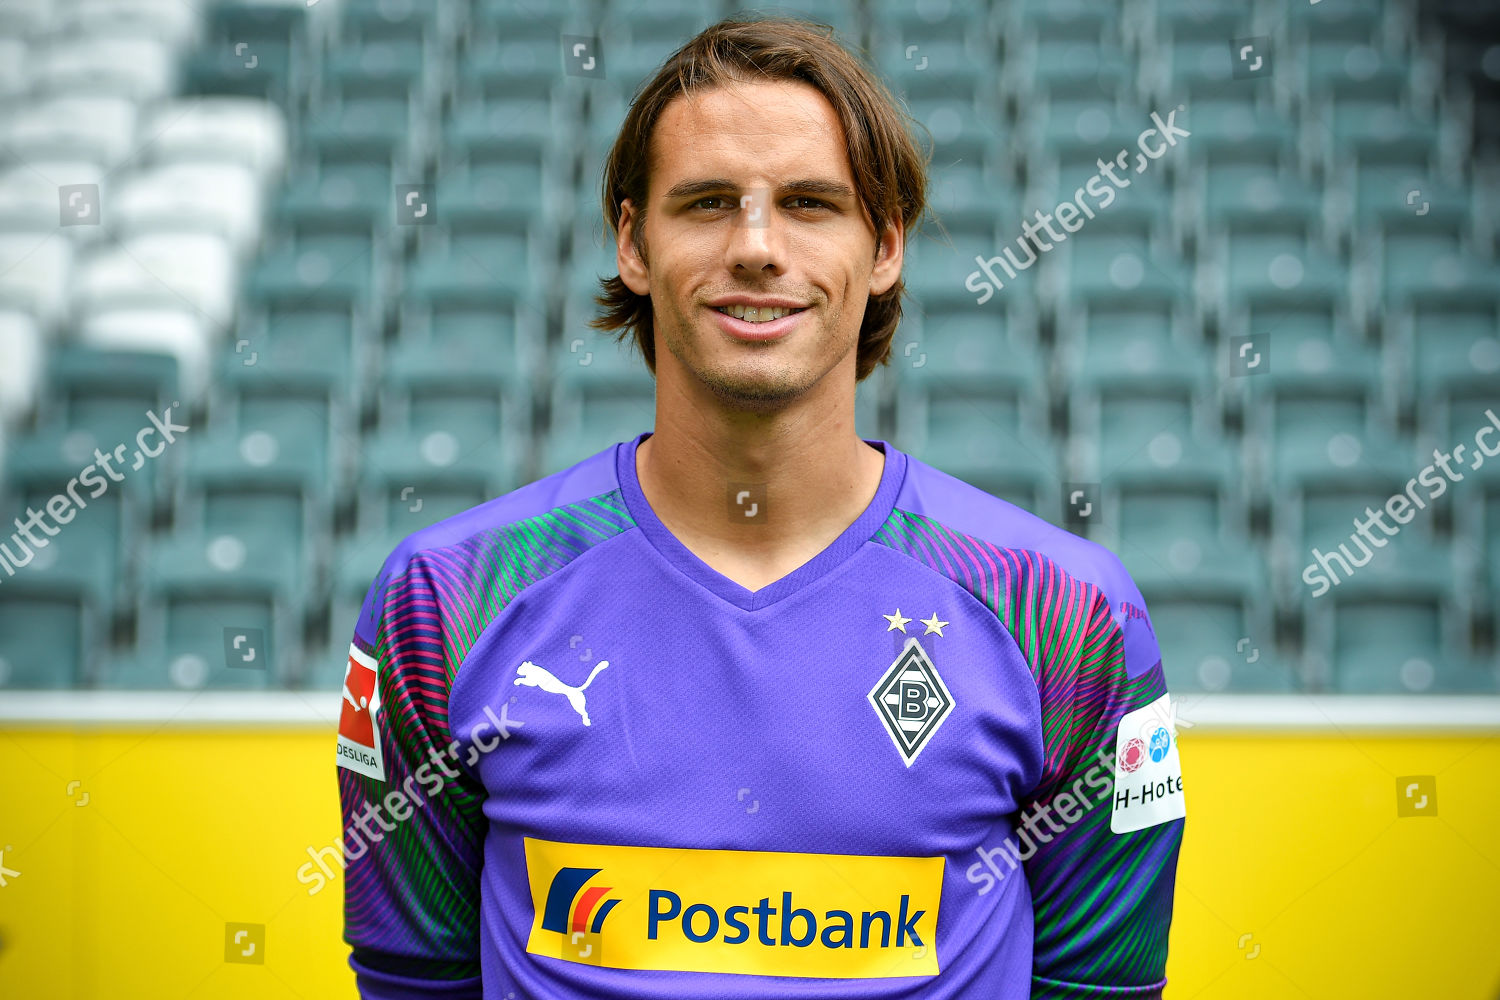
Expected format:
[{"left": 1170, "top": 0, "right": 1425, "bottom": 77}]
[
  {"left": 692, "top": 196, "right": 728, "bottom": 210},
  {"left": 789, "top": 196, "right": 829, "bottom": 210}
]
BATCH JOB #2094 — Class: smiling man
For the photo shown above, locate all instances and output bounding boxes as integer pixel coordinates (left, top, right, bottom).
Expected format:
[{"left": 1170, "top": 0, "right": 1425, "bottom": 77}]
[{"left": 336, "top": 16, "right": 1184, "bottom": 1000}]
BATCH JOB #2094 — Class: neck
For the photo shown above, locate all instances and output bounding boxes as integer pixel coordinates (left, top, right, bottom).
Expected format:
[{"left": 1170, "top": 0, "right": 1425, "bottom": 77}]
[{"left": 635, "top": 399, "right": 885, "bottom": 563}]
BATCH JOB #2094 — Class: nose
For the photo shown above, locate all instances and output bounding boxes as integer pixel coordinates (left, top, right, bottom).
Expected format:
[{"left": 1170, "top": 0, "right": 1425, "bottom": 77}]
[{"left": 726, "top": 190, "right": 783, "bottom": 275}]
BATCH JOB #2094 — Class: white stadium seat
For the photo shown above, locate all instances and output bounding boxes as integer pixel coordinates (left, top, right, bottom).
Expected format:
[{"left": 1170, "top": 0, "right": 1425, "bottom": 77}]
[
  {"left": 0, "top": 161, "right": 112, "bottom": 241},
  {"left": 111, "top": 162, "right": 266, "bottom": 259},
  {"left": 0, "top": 38, "right": 27, "bottom": 97},
  {"left": 0, "top": 310, "right": 44, "bottom": 425},
  {"left": 0, "top": 234, "right": 74, "bottom": 331},
  {"left": 57, "top": 0, "right": 204, "bottom": 50},
  {"left": 140, "top": 98, "right": 289, "bottom": 187},
  {"left": 0, "top": 0, "right": 55, "bottom": 36},
  {"left": 80, "top": 306, "right": 214, "bottom": 404},
  {"left": 2, "top": 95, "right": 140, "bottom": 169},
  {"left": 28, "top": 36, "right": 179, "bottom": 103},
  {"left": 73, "top": 232, "right": 237, "bottom": 330}
]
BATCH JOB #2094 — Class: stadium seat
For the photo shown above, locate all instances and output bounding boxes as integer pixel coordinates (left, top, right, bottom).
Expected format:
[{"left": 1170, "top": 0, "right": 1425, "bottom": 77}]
[
  {"left": 180, "top": 0, "right": 315, "bottom": 105},
  {"left": 0, "top": 586, "right": 96, "bottom": 688},
  {"left": 0, "top": 234, "right": 74, "bottom": 331},
  {"left": 1, "top": 0, "right": 1492, "bottom": 701},
  {"left": 55, "top": 0, "right": 200, "bottom": 50},
  {"left": 110, "top": 162, "right": 266, "bottom": 257},
  {"left": 544, "top": 369, "right": 658, "bottom": 475},
  {"left": 1401, "top": 300, "right": 1498, "bottom": 401},
  {"left": 1314, "top": 591, "right": 1494, "bottom": 694},
  {"left": 356, "top": 429, "right": 515, "bottom": 537},
  {"left": 28, "top": 34, "right": 178, "bottom": 103},
  {"left": 395, "top": 272, "right": 542, "bottom": 385},
  {"left": 73, "top": 232, "right": 238, "bottom": 330},
  {"left": 227, "top": 293, "right": 374, "bottom": 406},
  {"left": 116, "top": 584, "right": 292, "bottom": 689},
  {"left": 2, "top": 95, "right": 140, "bottom": 168},
  {"left": 44, "top": 344, "right": 181, "bottom": 440},
  {"left": 137, "top": 98, "right": 289, "bottom": 184},
  {"left": 1127, "top": 557, "right": 1289, "bottom": 694},
  {"left": 0, "top": 311, "right": 43, "bottom": 426},
  {"left": 0, "top": 483, "right": 126, "bottom": 619},
  {"left": 78, "top": 307, "right": 214, "bottom": 404},
  {"left": 1201, "top": 163, "right": 1325, "bottom": 237},
  {"left": 303, "top": 529, "right": 402, "bottom": 688},
  {"left": 0, "top": 160, "right": 111, "bottom": 240},
  {"left": 0, "top": 37, "right": 25, "bottom": 98},
  {"left": 379, "top": 351, "right": 523, "bottom": 456}
]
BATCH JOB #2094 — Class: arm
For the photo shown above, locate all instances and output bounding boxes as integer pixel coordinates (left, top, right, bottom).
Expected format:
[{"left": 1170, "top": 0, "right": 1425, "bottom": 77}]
[
  {"left": 1010, "top": 551, "right": 1185, "bottom": 998},
  {"left": 336, "top": 549, "right": 487, "bottom": 999}
]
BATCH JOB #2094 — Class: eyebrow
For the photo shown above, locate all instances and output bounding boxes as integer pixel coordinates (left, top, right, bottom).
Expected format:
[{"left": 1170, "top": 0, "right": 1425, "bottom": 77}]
[{"left": 661, "top": 178, "right": 856, "bottom": 201}]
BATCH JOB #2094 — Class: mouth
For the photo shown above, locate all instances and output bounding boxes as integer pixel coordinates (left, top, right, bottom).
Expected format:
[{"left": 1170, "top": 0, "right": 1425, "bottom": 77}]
[{"left": 708, "top": 304, "right": 810, "bottom": 341}]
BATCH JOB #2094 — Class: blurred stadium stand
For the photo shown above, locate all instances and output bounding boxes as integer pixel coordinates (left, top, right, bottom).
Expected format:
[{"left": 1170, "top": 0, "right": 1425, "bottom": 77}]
[{"left": 0, "top": 0, "right": 1497, "bottom": 696}]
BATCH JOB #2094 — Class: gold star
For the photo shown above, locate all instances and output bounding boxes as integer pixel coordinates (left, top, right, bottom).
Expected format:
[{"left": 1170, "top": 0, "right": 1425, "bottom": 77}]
[
  {"left": 883, "top": 608, "right": 911, "bottom": 632},
  {"left": 920, "top": 613, "right": 948, "bottom": 637}
]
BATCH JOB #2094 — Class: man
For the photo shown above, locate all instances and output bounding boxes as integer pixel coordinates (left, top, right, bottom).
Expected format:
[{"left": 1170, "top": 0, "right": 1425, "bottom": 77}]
[{"left": 335, "top": 16, "right": 1184, "bottom": 999}]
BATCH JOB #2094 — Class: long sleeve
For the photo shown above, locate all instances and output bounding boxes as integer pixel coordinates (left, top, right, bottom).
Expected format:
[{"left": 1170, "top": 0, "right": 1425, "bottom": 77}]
[
  {"left": 336, "top": 547, "right": 487, "bottom": 999},
  {"left": 1005, "top": 549, "right": 1185, "bottom": 998}
]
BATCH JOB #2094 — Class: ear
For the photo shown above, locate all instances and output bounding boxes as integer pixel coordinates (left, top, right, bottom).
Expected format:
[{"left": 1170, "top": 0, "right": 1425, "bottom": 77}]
[
  {"left": 868, "top": 216, "right": 904, "bottom": 297},
  {"left": 617, "top": 198, "right": 650, "bottom": 296}
]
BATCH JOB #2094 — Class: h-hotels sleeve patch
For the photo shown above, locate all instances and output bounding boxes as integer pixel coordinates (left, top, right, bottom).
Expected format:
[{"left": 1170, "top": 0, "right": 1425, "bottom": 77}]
[
  {"left": 337, "top": 643, "right": 386, "bottom": 781},
  {"left": 1110, "top": 692, "right": 1186, "bottom": 834}
]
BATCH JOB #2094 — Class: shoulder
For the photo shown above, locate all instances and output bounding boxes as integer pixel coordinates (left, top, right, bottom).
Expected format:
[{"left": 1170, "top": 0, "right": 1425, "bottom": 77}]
[
  {"left": 352, "top": 441, "right": 631, "bottom": 647},
  {"left": 888, "top": 452, "right": 1159, "bottom": 679}
]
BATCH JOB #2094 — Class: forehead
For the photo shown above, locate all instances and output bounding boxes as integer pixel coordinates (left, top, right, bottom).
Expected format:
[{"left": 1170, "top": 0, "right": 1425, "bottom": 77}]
[{"left": 646, "top": 79, "right": 853, "bottom": 191}]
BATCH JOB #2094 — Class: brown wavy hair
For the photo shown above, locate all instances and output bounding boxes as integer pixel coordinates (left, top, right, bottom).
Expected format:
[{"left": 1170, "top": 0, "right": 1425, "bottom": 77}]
[{"left": 588, "top": 14, "right": 933, "bottom": 382}]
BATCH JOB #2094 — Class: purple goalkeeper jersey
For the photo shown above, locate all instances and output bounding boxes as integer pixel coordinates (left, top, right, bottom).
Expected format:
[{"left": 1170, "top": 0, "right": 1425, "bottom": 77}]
[{"left": 333, "top": 431, "right": 1185, "bottom": 999}]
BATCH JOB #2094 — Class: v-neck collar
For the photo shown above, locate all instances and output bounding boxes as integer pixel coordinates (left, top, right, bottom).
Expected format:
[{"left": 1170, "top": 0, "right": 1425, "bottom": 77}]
[{"left": 615, "top": 430, "right": 908, "bottom": 612}]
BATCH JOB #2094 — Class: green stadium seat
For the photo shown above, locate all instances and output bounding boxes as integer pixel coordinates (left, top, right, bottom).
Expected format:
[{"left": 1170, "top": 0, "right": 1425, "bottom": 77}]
[
  {"left": 1203, "top": 164, "right": 1325, "bottom": 233},
  {"left": 303, "top": 529, "right": 404, "bottom": 689},
  {"left": 1317, "top": 592, "right": 1493, "bottom": 694},
  {"left": 380, "top": 344, "right": 526, "bottom": 451},
  {"left": 898, "top": 286, "right": 1042, "bottom": 378},
  {"left": 108, "top": 592, "right": 288, "bottom": 689},
  {"left": 1402, "top": 302, "right": 1498, "bottom": 408},
  {"left": 0, "top": 586, "right": 95, "bottom": 688},
  {"left": 0, "top": 485, "right": 125, "bottom": 613},
  {"left": 356, "top": 430, "right": 514, "bottom": 536},
  {"left": 1221, "top": 233, "right": 1347, "bottom": 305},
  {"left": 44, "top": 346, "right": 180, "bottom": 440},
  {"left": 1127, "top": 547, "right": 1289, "bottom": 694}
]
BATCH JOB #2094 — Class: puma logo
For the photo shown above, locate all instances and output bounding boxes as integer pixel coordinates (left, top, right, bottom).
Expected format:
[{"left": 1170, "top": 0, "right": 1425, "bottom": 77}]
[{"left": 514, "top": 659, "right": 610, "bottom": 726}]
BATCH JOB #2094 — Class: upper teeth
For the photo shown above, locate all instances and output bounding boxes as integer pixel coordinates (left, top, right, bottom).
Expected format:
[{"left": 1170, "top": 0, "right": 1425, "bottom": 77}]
[{"left": 717, "top": 304, "right": 797, "bottom": 322}]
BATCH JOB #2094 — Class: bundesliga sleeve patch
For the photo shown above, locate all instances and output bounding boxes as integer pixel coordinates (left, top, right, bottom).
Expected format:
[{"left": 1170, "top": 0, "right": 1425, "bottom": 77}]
[
  {"left": 337, "top": 643, "right": 386, "bottom": 781},
  {"left": 1109, "top": 692, "right": 1185, "bottom": 834}
]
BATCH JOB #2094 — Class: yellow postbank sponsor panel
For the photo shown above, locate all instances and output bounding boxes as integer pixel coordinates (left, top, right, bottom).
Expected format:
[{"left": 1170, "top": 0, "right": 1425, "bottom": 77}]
[{"left": 523, "top": 837, "right": 945, "bottom": 979}]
